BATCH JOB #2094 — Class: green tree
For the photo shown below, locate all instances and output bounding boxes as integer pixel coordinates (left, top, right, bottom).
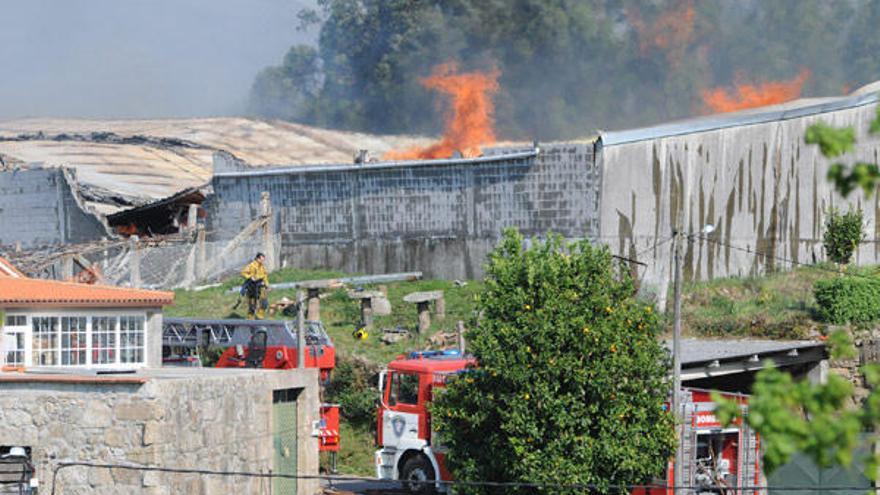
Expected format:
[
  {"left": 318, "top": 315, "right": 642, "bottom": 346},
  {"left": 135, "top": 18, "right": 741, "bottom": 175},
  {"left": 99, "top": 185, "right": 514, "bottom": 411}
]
[
  {"left": 249, "top": 45, "right": 323, "bottom": 121},
  {"left": 806, "top": 106, "right": 880, "bottom": 198},
  {"left": 822, "top": 207, "right": 865, "bottom": 265},
  {"left": 431, "top": 229, "right": 675, "bottom": 494}
]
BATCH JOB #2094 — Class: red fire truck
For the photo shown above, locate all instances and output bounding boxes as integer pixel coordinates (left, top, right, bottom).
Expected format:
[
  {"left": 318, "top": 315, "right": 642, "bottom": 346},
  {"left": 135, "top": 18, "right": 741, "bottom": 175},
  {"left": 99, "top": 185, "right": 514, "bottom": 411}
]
[
  {"left": 374, "top": 350, "right": 761, "bottom": 495},
  {"left": 162, "top": 318, "right": 341, "bottom": 465}
]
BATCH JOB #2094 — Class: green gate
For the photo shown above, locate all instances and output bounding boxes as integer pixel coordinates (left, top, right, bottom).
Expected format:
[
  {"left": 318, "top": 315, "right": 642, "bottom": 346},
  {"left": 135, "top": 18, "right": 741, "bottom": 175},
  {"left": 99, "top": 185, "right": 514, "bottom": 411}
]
[
  {"left": 768, "top": 436, "right": 873, "bottom": 495},
  {"left": 273, "top": 388, "right": 299, "bottom": 495}
]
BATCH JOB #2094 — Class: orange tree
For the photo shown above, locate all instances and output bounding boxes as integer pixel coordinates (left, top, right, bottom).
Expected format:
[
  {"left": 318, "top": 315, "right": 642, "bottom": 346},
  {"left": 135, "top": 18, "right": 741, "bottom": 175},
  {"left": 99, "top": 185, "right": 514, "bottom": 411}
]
[{"left": 431, "top": 229, "right": 675, "bottom": 494}]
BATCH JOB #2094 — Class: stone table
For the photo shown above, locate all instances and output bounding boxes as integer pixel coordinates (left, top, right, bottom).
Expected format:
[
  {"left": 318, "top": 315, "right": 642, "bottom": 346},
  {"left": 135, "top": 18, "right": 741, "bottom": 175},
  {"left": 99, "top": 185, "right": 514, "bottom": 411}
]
[
  {"left": 348, "top": 290, "right": 384, "bottom": 329},
  {"left": 403, "top": 290, "right": 445, "bottom": 333}
]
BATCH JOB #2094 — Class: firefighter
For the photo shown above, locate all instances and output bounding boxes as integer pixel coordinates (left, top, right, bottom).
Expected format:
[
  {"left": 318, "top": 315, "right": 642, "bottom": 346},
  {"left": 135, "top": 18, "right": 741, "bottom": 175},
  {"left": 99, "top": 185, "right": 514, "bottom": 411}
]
[{"left": 241, "top": 252, "right": 270, "bottom": 319}]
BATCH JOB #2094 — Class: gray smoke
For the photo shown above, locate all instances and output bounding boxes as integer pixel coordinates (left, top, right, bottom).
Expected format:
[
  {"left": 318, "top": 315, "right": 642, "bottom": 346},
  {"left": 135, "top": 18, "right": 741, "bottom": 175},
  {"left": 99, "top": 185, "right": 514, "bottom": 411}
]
[{"left": 0, "top": 0, "right": 316, "bottom": 120}]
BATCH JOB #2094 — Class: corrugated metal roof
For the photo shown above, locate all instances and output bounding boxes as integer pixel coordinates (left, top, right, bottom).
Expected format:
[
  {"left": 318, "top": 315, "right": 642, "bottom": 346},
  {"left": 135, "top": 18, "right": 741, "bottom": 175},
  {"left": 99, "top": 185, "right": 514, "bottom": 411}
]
[
  {"left": 601, "top": 92, "right": 879, "bottom": 146},
  {"left": 668, "top": 338, "right": 825, "bottom": 366}
]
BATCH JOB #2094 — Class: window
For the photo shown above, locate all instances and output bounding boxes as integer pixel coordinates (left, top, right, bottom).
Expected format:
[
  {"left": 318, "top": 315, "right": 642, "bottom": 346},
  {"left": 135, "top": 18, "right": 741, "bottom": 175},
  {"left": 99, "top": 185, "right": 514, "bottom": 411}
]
[
  {"left": 3, "top": 315, "right": 27, "bottom": 366},
  {"left": 4, "top": 315, "right": 25, "bottom": 326},
  {"left": 91, "top": 317, "right": 117, "bottom": 364},
  {"left": 120, "top": 316, "right": 145, "bottom": 364},
  {"left": 3, "top": 332, "right": 24, "bottom": 366},
  {"left": 389, "top": 372, "right": 420, "bottom": 406},
  {"left": 60, "top": 317, "right": 87, "bottom": 365},
  {"left": 32, "top": 317, "right": 59, "bottom": 366}
]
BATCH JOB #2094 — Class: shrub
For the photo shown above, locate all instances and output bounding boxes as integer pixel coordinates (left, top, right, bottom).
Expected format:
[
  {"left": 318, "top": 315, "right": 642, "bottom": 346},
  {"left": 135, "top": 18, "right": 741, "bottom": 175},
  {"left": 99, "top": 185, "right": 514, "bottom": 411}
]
[
  {"left": 814, "top": 276, "right": 880, "bottom": 324},
  {"left": 325, "top": 355, "right": 380, "bottom": 428},
  {"left": 823, "top": 208, "right": 864, "bottom": 265},
  {"left": 431, "top": 229, "right": 675, "bottom": 494}
]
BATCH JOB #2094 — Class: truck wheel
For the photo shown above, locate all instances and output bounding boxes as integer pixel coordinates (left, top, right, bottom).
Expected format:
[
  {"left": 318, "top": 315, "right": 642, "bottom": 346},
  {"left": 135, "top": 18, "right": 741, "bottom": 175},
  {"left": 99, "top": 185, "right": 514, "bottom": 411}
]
[{"left": 401, "top": 455, "right": 436, "bottom": 494}]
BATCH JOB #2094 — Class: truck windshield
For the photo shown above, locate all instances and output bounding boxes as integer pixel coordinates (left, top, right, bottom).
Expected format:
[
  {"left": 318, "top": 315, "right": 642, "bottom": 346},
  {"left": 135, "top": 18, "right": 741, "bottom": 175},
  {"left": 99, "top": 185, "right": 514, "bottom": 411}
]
[{"left": 389, "top": 372, "right": 419, "bottom": 406}]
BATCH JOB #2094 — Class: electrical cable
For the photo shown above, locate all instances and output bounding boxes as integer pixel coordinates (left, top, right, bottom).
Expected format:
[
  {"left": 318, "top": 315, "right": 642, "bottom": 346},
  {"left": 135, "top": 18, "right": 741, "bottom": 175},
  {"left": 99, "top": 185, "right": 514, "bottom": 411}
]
[{"left": 49, "top": 460, "right": 877, "bottom": 495}]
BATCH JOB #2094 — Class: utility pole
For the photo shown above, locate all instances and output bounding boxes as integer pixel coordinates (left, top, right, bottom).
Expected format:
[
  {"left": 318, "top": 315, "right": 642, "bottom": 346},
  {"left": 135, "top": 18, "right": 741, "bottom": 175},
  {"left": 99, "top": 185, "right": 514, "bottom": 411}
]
[
  {"left": 672, "top": 229, "right": 684, "bottom": 494},
  {"left": 297, "top": 289, "right": 306, "bottom": 369}
]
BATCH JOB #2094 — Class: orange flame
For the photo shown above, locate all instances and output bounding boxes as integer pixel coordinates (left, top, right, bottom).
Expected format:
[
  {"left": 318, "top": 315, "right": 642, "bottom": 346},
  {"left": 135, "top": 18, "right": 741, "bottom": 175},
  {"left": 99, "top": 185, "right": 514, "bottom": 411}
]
[
  {"left": 385, "top": 63, "right": 500, "bottom": 160},
  {"left": 702, "top": 70, "right": 810, "bottom": 113}
]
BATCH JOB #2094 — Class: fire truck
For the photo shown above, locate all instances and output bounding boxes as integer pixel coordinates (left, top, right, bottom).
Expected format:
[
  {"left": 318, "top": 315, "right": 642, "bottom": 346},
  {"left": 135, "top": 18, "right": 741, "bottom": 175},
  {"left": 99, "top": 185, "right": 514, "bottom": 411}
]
[
  {"left": 374, "top": 350, "right": 761, "bottom": 495},
  {"left": 162, "top": 317, "right": 341, "bottom": 465}
]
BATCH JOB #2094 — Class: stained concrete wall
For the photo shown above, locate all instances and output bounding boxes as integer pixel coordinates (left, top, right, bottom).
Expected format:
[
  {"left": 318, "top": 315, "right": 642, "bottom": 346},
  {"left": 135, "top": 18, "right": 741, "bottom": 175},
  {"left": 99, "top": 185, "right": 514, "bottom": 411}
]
[
  {"left": 599, "top": 95, "right": 880, "bottom": 305},
  {"left": 0, "top": 368, "right": 319, "bottom": 495},
  {"left": 206, "top": 144, "right": 600, "bottom": 279},
  {"left": 0, "top": 167, "right": 109, "bottom": 247}
]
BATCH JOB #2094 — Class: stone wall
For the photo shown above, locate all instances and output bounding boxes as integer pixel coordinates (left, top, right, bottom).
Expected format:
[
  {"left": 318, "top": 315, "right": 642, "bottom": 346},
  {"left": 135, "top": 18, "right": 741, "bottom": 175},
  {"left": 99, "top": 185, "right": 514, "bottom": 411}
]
[
  {"left": 205, "top": 143, "right": 600, "bottom": 279},
  {"left": 0, "top": 368, "right": 319, "bottom": 495},
  {"left": 0, "top": 167, "right": 109, "bottom": 248}
]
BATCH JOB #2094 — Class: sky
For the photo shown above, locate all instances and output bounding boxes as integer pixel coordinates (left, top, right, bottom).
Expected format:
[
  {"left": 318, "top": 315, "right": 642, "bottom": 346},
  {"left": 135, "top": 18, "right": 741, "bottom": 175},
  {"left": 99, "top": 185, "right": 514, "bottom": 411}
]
[{"left": 0, "top": 0, "right": 316, "bottom": 120}]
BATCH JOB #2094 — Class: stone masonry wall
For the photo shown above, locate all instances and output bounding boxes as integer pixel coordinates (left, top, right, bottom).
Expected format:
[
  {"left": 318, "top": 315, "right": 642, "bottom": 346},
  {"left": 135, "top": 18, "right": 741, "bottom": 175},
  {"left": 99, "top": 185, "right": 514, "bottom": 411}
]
[
  {"left": 205, "top": 143, "right": 600, "bottom": 279},
  {"left": 0, "top": 369, "right": 319, "bottom": 495},
  {"left": 0, "top": 167, "right": 109, "bottom": 248}
]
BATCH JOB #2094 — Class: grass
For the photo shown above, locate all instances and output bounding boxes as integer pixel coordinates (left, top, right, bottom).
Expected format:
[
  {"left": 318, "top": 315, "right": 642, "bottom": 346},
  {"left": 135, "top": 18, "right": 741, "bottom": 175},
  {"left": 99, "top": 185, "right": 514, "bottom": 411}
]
[
  {"left": 168, "top": 262, "right": 878, "bottom": 475},
  {"left": 678, "top": 263, "right": 880, "bottom": 339},
  {"left": 169, "top": 269, "right": 484, "bottom": 364}
]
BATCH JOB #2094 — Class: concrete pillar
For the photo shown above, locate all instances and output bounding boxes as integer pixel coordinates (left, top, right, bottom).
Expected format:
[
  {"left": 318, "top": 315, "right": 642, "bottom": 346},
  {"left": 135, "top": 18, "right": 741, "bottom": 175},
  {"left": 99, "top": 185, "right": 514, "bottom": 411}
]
[
  {"left": 457, "top": 320, "right": 466, "bottom": 353},
  {"left": 307, "top": 288, "right": 321, "bottom": 321},
  {"left": 361, "top": 298, "right": 374, "bottom": 329},
  {"left": 61, "top": 254, "right": 74, "bottom": 280},
  {"left": 146, "top": 310, "right": 163, "bottom": 367},
  {"left": 186, "top": 204, "right": 198, "bottom": 234},
  {"left": 435, "top": 294, "right": 446, "bottom": 319},
  {"left": 196, "top": 226, "right": 207, "bottom": 280},
  {"left": 130, "top": 236, "right": 141, "bottom": 288},
  {"left": 417, "top": 302, "right": 431, "bottom": 333},
  {"left": 260, "top": 192, "right": 276, "bottom": 271}
]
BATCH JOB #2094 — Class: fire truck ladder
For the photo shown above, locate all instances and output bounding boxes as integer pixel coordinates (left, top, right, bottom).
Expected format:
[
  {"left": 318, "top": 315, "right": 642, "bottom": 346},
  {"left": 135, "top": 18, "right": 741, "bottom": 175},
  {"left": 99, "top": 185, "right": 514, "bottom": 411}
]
[{"left": 162, "top": 317, "right": 332, "bottom": 350}]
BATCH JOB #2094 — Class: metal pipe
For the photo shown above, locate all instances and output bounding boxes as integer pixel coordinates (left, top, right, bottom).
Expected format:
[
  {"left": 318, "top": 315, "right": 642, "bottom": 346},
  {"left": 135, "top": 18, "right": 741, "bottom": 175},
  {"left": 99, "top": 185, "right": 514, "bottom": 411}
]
[{"left": 228, "top": 271, "right": 423, "bottom": 293}]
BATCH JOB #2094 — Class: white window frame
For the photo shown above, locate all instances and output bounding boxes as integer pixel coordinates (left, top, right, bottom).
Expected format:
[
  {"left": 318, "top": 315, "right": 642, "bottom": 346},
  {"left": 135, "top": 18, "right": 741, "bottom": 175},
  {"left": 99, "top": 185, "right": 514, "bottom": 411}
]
[
  {"left": 2, "top": 314, "right": 29, "bottom": 366},
  {"left": 18, "top": 309, "right": 148, "bottom": 368}
]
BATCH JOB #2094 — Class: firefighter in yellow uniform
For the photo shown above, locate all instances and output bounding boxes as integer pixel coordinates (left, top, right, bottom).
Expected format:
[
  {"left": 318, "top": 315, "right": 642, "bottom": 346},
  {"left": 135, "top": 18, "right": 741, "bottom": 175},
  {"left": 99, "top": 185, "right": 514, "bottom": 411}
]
[{"left": 241, "top": 253, "right": 270, "bottom": 319}]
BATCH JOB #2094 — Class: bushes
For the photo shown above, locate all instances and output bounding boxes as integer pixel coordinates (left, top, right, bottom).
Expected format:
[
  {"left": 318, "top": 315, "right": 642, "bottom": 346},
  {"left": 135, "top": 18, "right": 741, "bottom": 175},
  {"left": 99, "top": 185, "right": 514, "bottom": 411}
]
[
  {"left": 814, "top": 276, "right": 880, "bottom": 324},
  {"left": 325, "top": 355, "right": 380, "bottom": 428},
  {"left": 823, "top": 208, "right": 864, "bottom": 265}
]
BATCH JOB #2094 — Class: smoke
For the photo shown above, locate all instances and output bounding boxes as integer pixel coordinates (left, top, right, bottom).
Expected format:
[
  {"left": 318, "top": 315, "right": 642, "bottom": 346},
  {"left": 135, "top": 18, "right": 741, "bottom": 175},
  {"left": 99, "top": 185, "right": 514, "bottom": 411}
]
[
  {"left": 701, "top": 70, "right": 811, "bottom": 113},
  {"left": 626, "top": 0, "right": 696, "bottom": 65},
  {"left": 0, "top": 0, "right": 316, "bottom": 120},
  {"left": 385, "top": 63, "right": 500, "bottom": 160}
]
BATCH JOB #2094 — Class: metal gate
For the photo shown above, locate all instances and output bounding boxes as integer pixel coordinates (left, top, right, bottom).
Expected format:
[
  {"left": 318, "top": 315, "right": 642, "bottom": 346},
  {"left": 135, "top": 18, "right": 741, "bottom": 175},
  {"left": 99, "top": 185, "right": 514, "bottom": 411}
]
[
  {"left": 273, "top": 388, "right": 299, "bottom": 495},
  {"left": 768, "top": 437, "right": 872, "bottom": 495}
]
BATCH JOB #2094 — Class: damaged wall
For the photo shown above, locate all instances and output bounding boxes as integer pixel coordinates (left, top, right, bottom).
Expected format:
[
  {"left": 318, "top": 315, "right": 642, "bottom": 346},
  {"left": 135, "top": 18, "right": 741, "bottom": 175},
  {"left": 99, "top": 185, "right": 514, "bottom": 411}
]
[
  {"left": 205, "top": 144, "right": 600, "bottom": 279},
  {"left": 599, "top": 93, "right": 880, "bottom": 305},
  {"left": 0, "top": 167, "right": 110, "bottom": 248}
]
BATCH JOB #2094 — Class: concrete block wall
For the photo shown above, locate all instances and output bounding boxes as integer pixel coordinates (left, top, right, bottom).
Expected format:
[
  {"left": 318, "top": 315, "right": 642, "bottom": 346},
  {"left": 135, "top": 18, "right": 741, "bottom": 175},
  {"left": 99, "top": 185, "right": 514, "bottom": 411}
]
[
  {"left": 206, "top": 143, "right": 600, "bottom": 279},
  {"left": 0, "top": 369, "right": 319, "bottom": 495},
  {"left": 599, "top": 96, "right": 880, "bottom": 306},
  {"left": 0, "top": 167, "right": 109, "bottom": 247}
]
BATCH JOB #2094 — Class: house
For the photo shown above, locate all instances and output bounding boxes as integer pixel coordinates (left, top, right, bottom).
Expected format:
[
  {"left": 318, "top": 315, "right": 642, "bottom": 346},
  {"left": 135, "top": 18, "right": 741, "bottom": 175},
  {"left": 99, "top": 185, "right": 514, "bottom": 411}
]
[{"left": 0, "top": 257, "right": 320, "bottom": 494}]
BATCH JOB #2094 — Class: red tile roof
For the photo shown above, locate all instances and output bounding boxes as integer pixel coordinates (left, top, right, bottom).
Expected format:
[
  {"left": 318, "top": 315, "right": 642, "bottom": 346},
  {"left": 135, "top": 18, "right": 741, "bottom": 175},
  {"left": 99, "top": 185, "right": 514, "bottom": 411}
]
[
  {"left": 0, "top": 257, "right": 173, "bottom": 308},
  {"left": 0, "top": 278, "right": 173, "bottom": 308}
]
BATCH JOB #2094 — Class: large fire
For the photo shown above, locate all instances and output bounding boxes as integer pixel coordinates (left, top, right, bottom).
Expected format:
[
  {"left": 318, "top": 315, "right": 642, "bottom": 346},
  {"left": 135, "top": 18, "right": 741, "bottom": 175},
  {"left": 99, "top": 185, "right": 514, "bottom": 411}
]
[
  {"left": 385, "top": 63, "right": 499, "bottom": 160},
  {"left": 701, "top": 69, "right": 810, "bottom": 113}
]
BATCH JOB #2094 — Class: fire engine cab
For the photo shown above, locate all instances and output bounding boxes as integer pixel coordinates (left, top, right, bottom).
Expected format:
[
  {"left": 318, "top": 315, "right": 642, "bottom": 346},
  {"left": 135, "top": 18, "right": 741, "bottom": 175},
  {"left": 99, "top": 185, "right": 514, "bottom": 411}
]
[{"left": 375, "top": 350, "right": 761, "bottom": 495}]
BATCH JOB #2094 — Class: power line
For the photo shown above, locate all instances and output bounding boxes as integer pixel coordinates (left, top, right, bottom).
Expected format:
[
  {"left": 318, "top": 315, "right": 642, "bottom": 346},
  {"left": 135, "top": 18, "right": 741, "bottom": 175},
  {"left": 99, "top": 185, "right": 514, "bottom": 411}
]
[{"left": 49, "top": 460, "right": 877, "bottom": 494}]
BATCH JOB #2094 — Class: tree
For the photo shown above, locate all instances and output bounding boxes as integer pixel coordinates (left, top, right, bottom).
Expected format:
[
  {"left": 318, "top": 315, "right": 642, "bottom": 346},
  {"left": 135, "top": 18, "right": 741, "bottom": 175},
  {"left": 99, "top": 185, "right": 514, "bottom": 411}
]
[
  {"left": 430, "top": 229, "right": 675, "bottom": 494},
  {"left": 822, "top": 208, "right": 865, "bottom": 266},
  {"left": 248, "top": 45, "right": 323, "bottom": 122}
]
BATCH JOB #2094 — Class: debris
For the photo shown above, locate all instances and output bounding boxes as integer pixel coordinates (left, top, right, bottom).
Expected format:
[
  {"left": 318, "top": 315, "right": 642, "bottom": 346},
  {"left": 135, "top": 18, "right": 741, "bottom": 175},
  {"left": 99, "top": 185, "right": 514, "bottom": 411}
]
[
  {"left": 381, "top": 326, "right": 410, "bottom": 345},
  {"left": 453, "top": 279, "right": 468, "bottom": 287}
]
